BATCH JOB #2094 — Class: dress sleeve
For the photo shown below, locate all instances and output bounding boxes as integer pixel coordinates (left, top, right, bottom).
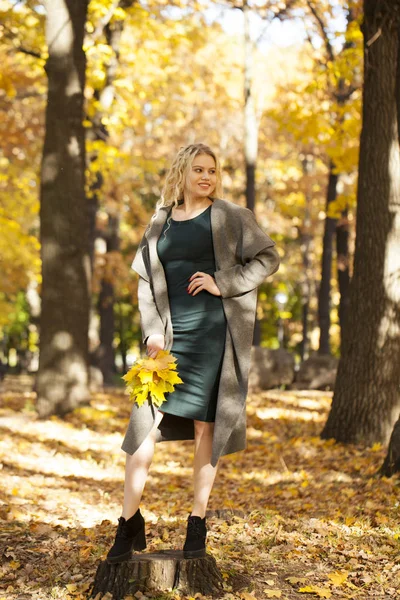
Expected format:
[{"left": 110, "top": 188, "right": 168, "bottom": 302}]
[
  {"left": 213, "top": 209, "right": 280, "bottom": 299},
  {"left": 131, "top": 236, "right": 165, "bottom": 344}
]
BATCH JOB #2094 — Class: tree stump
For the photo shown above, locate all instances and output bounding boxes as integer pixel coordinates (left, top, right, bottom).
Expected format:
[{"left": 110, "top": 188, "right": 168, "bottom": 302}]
[{"left": 90, "top": 550, "right": 224, "bottom": 599}]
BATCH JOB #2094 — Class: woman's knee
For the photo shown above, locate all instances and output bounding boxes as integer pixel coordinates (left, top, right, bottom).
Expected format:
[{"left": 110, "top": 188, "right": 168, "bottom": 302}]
[{"left": 194, "top": 420, "right": 214, "bottom": 439}]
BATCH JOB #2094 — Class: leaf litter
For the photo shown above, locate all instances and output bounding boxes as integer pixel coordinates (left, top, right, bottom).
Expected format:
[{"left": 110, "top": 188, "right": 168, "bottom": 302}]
[{"left": 1, "top": 378, "right": 400, "bottom": 599}]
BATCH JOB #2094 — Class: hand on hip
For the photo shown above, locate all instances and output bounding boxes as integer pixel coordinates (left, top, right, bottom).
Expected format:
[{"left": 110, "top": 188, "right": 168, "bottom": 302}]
[{"left": 188, "top": 272, "right": 221, "bottom": 297}]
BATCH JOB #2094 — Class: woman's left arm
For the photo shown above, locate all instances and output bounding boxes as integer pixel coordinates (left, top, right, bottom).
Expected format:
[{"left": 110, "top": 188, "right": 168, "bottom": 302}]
[{"left": 213, "top": 209, "right": 280, "bottom": 299}]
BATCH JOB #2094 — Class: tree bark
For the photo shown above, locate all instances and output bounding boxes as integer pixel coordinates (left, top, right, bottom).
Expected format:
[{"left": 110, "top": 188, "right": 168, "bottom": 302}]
[
  {"left": 300, "top": 156, "right": 314, "bottom": 362},
  {"left": 322, "top": 0, "right": 400, "bottom": 444},
  {"left": 243, "top": 1, "right": 262, "bottom": 345},
  {"left": 243, "top": 1, "right": 257, "bottom": 215},
  {"left": 317, "top": 163, "right": 338, "bottom": 355},
  {"left": 91, "top": 551, "right": 223, "bottom": 598},
  {"left": 380, "top": 417, "right": 400, "bottom": 477},
  {"left": 336, "top": 209, "right": 350, "bottom": 342},
  {"left": 36, "top": 0, "right": 90, "bottom": 417},
  {"left": 97, "top": 215, "right": 120, "bottom": 385}
]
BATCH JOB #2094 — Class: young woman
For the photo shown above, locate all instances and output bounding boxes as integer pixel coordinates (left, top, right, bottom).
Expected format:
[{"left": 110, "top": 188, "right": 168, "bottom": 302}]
[{"left": 107, "top": 143, "right": 280, "bottom": 563}]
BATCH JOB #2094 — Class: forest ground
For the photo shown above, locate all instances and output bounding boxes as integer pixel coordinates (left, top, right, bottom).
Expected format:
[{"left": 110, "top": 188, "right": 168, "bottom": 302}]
[{"left": 1, "top": 376, "right": 399, "bottom": 600}]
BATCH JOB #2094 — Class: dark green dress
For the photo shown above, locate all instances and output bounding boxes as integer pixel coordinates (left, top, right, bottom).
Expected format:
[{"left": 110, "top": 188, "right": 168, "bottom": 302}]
[{"left": 156, "top": 205, "right": 227, "bottom": 422}]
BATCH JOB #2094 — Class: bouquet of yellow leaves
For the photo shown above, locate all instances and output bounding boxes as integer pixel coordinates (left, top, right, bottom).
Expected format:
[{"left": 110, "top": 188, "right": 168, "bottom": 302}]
[{"left": 122, "top": 350, "right": 183, "bottom": 408}]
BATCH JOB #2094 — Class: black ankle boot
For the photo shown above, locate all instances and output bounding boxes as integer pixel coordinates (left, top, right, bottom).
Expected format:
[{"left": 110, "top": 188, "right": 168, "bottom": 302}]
[
  {"left": 106, "top": 509, "right": 146, "bottom": 564},
  {"left": 183, "top": 515, "right": 207, "bottom": 558}
]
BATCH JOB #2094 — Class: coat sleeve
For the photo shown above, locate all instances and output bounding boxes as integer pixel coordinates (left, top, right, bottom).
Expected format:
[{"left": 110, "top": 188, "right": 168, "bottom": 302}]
[
  {"left": 213, "top": 209, "right": 280, "bottom": 299},
  {"left": 131, "top": 238, "right": 165, "bottom": 344}
]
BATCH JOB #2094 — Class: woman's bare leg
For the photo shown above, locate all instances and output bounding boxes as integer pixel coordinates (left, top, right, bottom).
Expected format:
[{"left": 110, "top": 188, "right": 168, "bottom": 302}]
[
  {"left": 121, "top": 411, "right": 164, "bottom": 519},
  {"left": 191, "top": 420, "right": 218, "bottom": 518}
]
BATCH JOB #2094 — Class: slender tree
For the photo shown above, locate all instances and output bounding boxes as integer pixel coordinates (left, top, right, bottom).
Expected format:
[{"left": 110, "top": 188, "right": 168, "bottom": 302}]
[
  {"left": 87, "top": 1, "right": 135, "bottom": 384},
  {"left": 306, "top": 1, "right": 357, "bottom": 354},
  {"left": 240, "top": 0, "right": 297, "bottom": 344},
  {"left": 36, "top": 0, "right": 90, "bottom": 417},
  {"left": 322, "top": 0, "right": 400, "bottom": 444}
]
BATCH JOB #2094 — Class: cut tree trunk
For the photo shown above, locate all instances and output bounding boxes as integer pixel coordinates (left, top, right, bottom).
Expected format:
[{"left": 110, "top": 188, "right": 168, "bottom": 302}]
[
  {"left": 322, "top": 1, "right": 400, "bottom": 444},
  {"left": 91, "top": 551, "right": 223, "bottom": 599},
  {"left": 36, "top": 0, "right": 90, "bottom": 417}
]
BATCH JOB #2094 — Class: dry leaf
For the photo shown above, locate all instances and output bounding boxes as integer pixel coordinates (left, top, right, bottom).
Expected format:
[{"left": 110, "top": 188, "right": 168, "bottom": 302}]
[
  {"left": 299, "top": 586, "right": 332, "bottom": 598},
  {"left": 327, "top": 571, "right": 348, "bottom": 586},
  {"left": 287, "top": 577, "right": 308, "bottom": 585},
  {"left": 263, "top": 590, "right": 282, "bottom": 598}
]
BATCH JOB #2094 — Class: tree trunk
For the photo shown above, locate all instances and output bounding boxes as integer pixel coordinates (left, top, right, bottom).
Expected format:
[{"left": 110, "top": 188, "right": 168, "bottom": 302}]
[
  {"left": 97, "top": 215, "right": 120, "bottom": 385},
  {"left": 380, "top": 417, "right": 400, "bottom": 477},
  {"left": 322, "top": 1, "right": 400, "bottom": 444},
  {"left": 243, "top": 2, "right": 257, "bottom": 214},
  {"left": 87, "top": 4, "right": 133, "bottom": 382},
  {"left": 317, "top": 164, "right": 338, "bottom": 355},
  {"left": 117, "top": 301, "right": 127, "bottom": 374},
  {"left": 300, "top": 155, "right": 313, "bottom": 362},
  {"left": 243, "top": 1, "right": 261, "bottom": 345},
  {"left": 36, "top": 0, "right": 90, "bottom": 418},
  {"left": 336, "top": 209, "right": 350, "bottom": 344},
  {"left": 91, "top": 551, "right": 223, "bottom": 598}
]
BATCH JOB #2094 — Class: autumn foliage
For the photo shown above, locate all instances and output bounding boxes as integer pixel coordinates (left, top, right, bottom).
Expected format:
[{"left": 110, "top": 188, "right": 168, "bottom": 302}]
[
  {"left": 0, "top": 0, "right": 364, "bottom": 361},
  {"left": 1, "top": 380, "right": 400, "bottom": 599}
]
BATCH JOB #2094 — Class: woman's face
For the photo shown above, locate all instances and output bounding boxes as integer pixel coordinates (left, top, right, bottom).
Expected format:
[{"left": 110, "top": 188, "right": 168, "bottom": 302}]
[{"left": 184, "top": 153, "right": 217, "bottom": 200}]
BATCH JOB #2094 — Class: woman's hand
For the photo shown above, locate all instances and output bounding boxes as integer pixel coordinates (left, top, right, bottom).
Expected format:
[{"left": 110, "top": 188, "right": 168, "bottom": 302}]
[
  {"left": 146, "top": 334, "right": 165, "bottom": 358},
  {"left": 188, "top": 271, "right": 222, "bottom": 297}
]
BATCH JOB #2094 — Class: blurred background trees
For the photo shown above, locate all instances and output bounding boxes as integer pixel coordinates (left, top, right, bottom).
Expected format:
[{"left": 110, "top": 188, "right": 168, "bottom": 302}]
[{"left": 0, "top": 0, "right": 365, "bottom": 411}]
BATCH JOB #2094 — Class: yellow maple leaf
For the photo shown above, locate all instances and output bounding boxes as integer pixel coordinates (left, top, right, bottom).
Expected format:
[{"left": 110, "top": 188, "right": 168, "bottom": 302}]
[
  {"left": 123, "top": 350, "right": 183, "bottom": 408},
  {"left": 148, "top": 380, "right": 168, "bottom": 406},
  {"left": 135, "top": 385, "right": 149, "bottom": 407},
  {"left": 138, "top": 370, "right": 154, "bottom": 384},
  {"left": 163, "top": 371, "right": 183, "bottom": 385},
  {"left": 299, "top": 586, "right": 331, "bottom": 598},
  {"left": 327, "top": 571, "right": 348, "bottom": 586},
  {"left": 240, "top": 593, "right": 256, "bottom": 600}
]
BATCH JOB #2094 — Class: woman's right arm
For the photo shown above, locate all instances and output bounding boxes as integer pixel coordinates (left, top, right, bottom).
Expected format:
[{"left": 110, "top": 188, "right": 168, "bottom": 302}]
[
  {"left": 132, "top": 235, "right": 165, "bottom": 357},
  {"left": 137, "top": 276, "right": 165, "bottom": 357}
]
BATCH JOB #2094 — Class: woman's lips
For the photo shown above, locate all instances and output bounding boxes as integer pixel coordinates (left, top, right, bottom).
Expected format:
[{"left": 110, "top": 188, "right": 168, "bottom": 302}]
[{"left": 199, "top": 183, "right": 210, "bottom": 188}]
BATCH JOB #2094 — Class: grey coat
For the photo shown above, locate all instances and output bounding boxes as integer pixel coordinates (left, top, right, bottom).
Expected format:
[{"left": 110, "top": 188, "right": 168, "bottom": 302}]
[{"left": 121, "top": 198, "right": 280, "bottom": 466}]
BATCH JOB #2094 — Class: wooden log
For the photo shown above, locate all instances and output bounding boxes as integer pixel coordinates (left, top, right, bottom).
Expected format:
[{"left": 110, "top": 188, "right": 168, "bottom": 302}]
[{"left": 90, "top": 550, "right": 224, "bottom": 599}]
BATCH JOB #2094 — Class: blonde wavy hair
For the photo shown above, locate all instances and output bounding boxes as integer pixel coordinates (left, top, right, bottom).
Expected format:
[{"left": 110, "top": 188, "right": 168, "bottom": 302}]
[
  {"left": 144, "top": 143, "right": 223, "bottom": 238},
  {"left": 160, "top": 143, "right": 222, "bottom": 207}
]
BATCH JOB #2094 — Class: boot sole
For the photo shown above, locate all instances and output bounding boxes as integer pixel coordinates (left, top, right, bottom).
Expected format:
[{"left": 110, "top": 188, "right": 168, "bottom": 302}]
[
  {"left": 183, "top": 548, "right": 206, "bottom": 559},
  {"left": 106, "top": 529, "right": 147, "bottom": 564}
]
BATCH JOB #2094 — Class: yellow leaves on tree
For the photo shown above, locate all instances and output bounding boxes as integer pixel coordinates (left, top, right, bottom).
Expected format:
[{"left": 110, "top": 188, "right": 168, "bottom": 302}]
[{"left": 123, "top": 350, "right": 183, "bottom": 407}]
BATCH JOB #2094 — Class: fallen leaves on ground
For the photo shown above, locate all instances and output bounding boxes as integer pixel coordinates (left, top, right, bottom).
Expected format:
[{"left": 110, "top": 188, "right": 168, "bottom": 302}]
[{"left": 1, "top": 378, "right": 400, "bottom": 599}]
